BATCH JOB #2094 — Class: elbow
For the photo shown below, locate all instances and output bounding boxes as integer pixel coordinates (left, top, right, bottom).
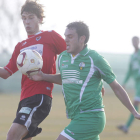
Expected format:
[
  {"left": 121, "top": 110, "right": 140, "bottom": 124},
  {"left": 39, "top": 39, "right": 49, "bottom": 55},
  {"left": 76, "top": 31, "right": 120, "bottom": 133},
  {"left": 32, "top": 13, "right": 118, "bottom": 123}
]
[
  {"left": 0, "top": 68, "right": 11, "bottom": 79},
  {"left": 1, "top": 73, "right": 11, "bottom": 79},
  {"left": 2, "top": 75, "right": 10, "bottom": 79}
]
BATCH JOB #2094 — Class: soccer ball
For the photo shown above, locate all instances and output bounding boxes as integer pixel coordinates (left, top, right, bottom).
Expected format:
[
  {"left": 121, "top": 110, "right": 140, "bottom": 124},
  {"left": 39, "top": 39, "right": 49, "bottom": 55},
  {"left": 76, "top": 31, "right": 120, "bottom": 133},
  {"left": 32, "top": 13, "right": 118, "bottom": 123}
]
[{"left": 16, "top": 49, "right": 43, "bottom": 75}]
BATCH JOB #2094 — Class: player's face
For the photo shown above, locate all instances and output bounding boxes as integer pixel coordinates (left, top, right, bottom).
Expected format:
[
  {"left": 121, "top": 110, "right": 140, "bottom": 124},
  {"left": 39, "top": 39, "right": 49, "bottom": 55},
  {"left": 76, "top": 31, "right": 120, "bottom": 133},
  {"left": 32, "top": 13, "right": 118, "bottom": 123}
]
[
  {"left": 21, "top": 12, "right": 42, "bottom": 35},
  {"left": 64, "top": 28, "right": 85, "bottom": 55},
  {"left": 132, "top": 39, "right": 139, "bottom": 46}
]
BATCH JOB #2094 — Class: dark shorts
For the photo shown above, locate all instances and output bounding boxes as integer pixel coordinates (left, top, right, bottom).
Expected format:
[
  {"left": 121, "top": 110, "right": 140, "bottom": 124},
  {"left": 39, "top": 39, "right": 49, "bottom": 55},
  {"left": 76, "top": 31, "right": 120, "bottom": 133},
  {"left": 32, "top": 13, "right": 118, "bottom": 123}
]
[{"left": 13, "top": 94, "right": 52, "bottom": 139}]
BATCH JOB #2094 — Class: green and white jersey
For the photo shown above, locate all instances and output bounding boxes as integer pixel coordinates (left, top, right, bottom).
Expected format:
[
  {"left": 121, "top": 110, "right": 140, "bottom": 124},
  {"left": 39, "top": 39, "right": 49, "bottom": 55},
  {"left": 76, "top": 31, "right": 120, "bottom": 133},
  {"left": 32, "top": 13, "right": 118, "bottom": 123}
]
[
  {"left": 123, "top": 49, "right": 140, "bottom": 84},
  {"left": 58, "top": 47, "right": 116, "bottom": 119}
]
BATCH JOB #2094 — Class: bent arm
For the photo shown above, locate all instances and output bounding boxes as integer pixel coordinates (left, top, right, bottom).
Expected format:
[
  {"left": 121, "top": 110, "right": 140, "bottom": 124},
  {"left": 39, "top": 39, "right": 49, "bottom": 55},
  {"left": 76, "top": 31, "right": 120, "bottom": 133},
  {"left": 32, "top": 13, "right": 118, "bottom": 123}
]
[
  {"left": 29, "top": 71, "right": 62, "bottom": 85},
  {"left": 109, "top": 79, "right": 138, "bottom": 116},
  {"left": 0, "top": 67, "right": 11, "bottom": 79},
  {"left": 42, "top": 73, "right": 62, "bottom": 85}
]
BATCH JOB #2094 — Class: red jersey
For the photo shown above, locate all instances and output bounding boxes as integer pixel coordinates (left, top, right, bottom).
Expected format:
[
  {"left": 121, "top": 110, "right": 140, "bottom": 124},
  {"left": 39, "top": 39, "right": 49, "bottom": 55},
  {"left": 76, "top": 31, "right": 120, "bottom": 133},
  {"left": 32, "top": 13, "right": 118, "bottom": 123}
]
[{"left": 4, "top": 30, "right": 66, "bottom": 101}]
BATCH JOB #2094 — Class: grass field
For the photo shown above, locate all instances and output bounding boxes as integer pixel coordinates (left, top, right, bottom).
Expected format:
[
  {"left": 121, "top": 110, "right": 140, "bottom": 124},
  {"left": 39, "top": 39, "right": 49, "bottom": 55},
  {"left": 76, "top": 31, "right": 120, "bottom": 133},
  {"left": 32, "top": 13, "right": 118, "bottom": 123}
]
[{"left": 0, "top": 90, "right": 140, "bottom": 140}]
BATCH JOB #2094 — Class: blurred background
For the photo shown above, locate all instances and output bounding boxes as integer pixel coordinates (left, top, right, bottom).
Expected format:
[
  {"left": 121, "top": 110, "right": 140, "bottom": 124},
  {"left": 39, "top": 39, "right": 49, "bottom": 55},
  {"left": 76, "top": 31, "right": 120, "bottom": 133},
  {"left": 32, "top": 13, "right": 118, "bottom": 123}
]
[
  {"left": 0, "top": 0, "right": 140, "bottom": 140},
  {"left": 0, "top": 0, "right": 139, "bottom": 93}
]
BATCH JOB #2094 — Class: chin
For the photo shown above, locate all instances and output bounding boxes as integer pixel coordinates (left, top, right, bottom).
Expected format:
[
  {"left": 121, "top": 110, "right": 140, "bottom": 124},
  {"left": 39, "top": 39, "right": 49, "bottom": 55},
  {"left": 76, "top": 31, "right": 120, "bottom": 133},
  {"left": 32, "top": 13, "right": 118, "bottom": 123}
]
[{"left": 26, "top": 29, "right": 33, "bottom": 34}]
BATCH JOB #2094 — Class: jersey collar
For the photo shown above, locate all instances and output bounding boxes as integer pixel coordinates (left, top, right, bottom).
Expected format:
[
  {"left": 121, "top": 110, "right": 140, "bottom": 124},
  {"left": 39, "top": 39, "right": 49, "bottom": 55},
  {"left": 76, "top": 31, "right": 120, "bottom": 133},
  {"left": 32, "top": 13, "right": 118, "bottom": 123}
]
[
  {"left": 79, "top": 45, "right": 90, "bottom": 56},
  {"left": 28, "top": 31, "right": 43, "bottom": 38}
]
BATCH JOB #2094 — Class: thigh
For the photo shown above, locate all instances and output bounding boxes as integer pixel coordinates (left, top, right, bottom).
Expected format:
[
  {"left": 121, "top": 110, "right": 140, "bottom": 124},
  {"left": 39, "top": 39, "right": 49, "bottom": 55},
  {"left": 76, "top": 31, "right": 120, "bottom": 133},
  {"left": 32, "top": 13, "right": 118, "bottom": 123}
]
[
  {"left": 7, "top": 123, "right": 28, "bottom": 140},
  {"left": 61, "top": 111, "right": 106, "bottom": 140},
  {"left": 56, "top": 133, "right": 70, "bottom": 140},
  {"left": 57, "top": 130, "right": 75, "bottom": 140}
]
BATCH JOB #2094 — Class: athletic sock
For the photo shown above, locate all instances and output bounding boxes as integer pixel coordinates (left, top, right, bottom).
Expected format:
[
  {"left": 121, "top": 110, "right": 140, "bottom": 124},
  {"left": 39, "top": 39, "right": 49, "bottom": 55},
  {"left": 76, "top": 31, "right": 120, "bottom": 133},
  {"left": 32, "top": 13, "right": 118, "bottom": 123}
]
[{"left": 126, "top": 105, "right": 138, "bottom": 128}]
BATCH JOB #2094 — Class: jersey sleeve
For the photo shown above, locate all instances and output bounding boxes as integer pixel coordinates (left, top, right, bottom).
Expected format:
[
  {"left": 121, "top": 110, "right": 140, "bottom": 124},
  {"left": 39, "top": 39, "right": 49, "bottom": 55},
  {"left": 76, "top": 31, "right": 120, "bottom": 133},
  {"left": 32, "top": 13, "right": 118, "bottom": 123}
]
[
  {"left": 58, "top": 52, "right": 63, "bottom": 71},
  {"left": 49, "top": 30, "right": 66, "bottom": 54},
  {"left": 4, "top": 42, "right": 21, "bottom": 75},
  {"left": 95, "top": 55, "right": 116, "bottom": 84}
]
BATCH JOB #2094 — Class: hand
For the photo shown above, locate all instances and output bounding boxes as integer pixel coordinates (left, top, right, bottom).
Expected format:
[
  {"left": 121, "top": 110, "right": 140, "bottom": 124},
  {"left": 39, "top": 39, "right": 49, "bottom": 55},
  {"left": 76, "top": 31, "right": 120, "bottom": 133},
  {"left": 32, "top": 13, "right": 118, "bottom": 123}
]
[
  {"left": 28, "top": 70, "right": 44, "bottom": 81},
  {"left": 101, "top": 87, "right": 105, "bottom": 96}
]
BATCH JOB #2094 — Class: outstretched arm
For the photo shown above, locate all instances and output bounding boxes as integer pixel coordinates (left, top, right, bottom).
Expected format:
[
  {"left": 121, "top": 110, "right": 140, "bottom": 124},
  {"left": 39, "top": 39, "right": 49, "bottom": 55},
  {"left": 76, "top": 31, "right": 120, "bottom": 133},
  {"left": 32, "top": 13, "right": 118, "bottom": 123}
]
[
  {"left": 0, "top": 67, "right": 11, "bottom": 79},
  {"left": 28, "top": 71, "right": 62, "bottom": 85},
  {"left": 109, "top": 79, "right": 140, "bottom": 120}
]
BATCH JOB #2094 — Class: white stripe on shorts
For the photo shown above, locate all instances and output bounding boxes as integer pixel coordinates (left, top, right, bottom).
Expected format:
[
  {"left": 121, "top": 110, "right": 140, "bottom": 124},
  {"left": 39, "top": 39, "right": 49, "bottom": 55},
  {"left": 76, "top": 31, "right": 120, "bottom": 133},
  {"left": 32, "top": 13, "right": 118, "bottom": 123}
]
[
  {"left": 60, "top": 130, "right": 75, "bottom": 140},
  {"left": 24, "top": 95, "right": 44, "bottom": 130}
]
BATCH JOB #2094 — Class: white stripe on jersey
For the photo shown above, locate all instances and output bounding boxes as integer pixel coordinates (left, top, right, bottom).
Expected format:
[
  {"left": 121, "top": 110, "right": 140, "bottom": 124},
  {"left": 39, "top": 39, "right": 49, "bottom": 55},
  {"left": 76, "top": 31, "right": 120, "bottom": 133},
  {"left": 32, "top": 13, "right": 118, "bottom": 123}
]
[
  {"left": 4, "top": 67, "right": 13, "bottom": 74},
  {"left": 80, "top": 56, "right": 95, "bottom": 102}
]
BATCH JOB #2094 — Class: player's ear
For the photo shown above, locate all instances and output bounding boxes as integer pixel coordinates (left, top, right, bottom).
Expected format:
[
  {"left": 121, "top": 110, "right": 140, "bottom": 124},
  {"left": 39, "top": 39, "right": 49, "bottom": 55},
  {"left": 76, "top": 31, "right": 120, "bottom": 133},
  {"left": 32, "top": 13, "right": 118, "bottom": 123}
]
[
  {"left": 80, "top": 35, "right": 86, "bottom": 44},
  {"left": 38, "top": 18, "right": 43, "bottom": 24}
]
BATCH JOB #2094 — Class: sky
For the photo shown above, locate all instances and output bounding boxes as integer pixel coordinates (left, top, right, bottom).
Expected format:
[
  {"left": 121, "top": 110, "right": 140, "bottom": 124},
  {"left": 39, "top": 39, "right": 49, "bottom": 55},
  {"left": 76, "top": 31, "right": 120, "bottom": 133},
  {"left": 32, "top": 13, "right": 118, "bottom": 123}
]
[{"left": 20, "top": 0, "right": 140, "bottom": 54}]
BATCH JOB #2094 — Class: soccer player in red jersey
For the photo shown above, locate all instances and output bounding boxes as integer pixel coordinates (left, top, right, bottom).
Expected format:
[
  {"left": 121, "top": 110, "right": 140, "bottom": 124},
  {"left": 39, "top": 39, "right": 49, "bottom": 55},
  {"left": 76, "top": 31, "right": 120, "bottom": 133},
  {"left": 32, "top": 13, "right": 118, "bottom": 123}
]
[{"left": 0, "top": 0, "right": 66, "bottom": 140}]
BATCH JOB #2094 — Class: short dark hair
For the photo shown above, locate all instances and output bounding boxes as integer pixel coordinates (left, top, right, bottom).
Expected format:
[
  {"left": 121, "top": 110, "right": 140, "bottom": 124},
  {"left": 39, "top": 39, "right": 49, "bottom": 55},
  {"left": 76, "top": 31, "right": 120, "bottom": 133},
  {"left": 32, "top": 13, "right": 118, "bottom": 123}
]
[
  {"left": 66, "top": 21, "right": 90, "bottom": 44},
  {"left": 21, "top": 0, "right": 45, "bottom": 24}
]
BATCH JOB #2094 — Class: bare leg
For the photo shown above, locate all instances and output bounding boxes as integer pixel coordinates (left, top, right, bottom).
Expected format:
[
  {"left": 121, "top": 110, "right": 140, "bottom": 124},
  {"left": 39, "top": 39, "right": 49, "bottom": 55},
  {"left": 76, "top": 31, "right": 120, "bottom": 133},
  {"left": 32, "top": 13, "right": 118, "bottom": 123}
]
[
  {"left": 6, "top": 123, "right": 29, "bottom": 140},
  {"left": 56, "top": 134, "right": 69, "bottom": 140},
  {"left": 22, "top": 138, "right": 32, "bottom": 140}
]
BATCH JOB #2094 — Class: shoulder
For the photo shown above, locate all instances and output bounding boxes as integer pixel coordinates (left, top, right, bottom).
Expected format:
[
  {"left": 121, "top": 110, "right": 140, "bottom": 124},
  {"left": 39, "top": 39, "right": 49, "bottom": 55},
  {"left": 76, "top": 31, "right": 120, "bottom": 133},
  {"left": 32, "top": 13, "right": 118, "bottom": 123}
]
[
  {"left": 88, "top": 49, "right": 110, "bottom": 66},
  {"left": 15, "top": 41, "right": 22, "bottom": 48},
  {"left": 88, "top": 49, "right": 104, "bottom": 60},
  {"left": 42, "top": 30, "right": 63, "bottom": 41},
  {"left": 59, "top": 50, "right": 67, "bottom": 57},
  {"left": 42, "top": 30, "right": 60, "bottom": 35},
  {"left": 58, "top": 51, "right": 68, "bottom": 60}
]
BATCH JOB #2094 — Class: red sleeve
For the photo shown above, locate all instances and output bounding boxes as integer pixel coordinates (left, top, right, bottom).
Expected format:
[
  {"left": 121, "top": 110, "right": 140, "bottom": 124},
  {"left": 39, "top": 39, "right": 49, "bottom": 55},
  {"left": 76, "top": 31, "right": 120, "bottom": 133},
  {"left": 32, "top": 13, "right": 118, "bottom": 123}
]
[
  {"left": 49, "top": 30, "right": 66, "bottom": 54},
  {"left": 4, "top": 42, "right": 21, "bottom": 75}
]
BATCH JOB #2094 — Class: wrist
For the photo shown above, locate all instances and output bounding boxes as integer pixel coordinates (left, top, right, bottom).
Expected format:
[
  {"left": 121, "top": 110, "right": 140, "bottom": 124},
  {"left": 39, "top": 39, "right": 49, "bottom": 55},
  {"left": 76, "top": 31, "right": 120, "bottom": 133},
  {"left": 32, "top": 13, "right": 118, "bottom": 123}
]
[{"left": 41, "top": 73, "right": 45, "bottom": 81}]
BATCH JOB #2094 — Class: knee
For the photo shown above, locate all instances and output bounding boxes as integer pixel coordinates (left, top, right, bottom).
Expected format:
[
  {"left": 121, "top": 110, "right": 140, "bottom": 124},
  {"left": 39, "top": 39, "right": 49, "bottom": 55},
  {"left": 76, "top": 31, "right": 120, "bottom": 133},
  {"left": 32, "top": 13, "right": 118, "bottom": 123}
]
[
  {"left": 6, "top": 130, "right": 21, "bottom": 140},
  {"left": 6, "top": 123, "right": 28, "bottom": 140},
  {"left": 6, "top": 131, "right": 14, "bottom": 140}
]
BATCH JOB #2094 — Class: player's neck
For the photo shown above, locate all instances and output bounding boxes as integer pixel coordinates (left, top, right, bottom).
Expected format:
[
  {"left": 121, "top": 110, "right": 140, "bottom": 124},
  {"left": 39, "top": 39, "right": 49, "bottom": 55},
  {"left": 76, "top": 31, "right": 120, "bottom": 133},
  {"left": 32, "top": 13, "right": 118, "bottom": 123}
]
[
  {"left": 135, "top": 48, "right": 139, "bottom": 53},
  {"left": 71, "top": 45, "right": 86, "bottom": 56},
  {"left": 27, "top": 30, "right": 42, "bottom": 38}
]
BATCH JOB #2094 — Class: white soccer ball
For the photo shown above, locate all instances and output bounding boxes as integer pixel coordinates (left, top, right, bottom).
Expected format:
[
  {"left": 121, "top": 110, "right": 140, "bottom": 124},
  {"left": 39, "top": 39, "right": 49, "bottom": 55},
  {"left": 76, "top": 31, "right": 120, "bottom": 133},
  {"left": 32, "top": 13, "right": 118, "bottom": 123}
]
[{"left": 16, "top": 49, "right": 43, "bottom": 76}]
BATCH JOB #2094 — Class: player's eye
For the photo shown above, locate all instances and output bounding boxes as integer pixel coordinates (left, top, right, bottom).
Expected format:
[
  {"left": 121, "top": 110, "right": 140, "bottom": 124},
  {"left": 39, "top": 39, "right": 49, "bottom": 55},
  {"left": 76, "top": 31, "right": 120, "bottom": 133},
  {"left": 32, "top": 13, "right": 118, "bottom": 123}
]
[
  {"left": 68, "top": 35, "right": 73, "bottom": 39},
  {"left": 22, "top": 17, "right": 26, "bottom": 20},
  {"left": 29, "top": 16, "right": 34, "bottom": 19}
]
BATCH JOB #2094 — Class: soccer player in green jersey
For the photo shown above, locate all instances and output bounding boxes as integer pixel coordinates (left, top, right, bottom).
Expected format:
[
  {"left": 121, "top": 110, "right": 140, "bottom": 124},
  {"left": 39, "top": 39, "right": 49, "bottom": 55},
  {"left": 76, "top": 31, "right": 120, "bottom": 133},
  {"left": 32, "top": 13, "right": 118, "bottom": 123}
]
[
  {"left": 117, "top": 36, "right": 140, "bottom": 133},
  {"left": 28, "top": 22, "right": 140, "bottom": 140}
]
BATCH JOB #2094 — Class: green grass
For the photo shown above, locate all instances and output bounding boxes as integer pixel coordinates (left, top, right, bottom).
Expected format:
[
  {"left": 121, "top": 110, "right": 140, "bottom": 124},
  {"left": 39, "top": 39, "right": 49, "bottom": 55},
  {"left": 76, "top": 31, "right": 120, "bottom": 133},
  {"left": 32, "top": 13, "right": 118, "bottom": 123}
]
[{"left": 0, "top": 90, "right": 140, "bottom": 140}]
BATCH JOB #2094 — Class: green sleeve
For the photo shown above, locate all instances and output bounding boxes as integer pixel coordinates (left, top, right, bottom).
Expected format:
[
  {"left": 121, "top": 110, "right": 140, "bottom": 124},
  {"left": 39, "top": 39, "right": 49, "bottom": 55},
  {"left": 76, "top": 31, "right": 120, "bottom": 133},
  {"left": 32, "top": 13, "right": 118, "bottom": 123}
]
[{"left": 95, "top": 55, "right": 116, "bottom": 84}]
